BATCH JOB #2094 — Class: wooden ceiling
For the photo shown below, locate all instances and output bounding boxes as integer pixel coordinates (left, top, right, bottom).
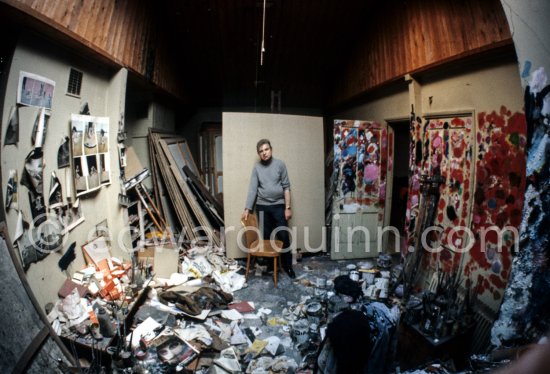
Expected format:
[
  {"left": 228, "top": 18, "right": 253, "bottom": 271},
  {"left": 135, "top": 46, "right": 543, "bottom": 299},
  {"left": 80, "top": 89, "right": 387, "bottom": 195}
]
[{"left": 160, "top": 0, "right": 373, "bottom": 109}]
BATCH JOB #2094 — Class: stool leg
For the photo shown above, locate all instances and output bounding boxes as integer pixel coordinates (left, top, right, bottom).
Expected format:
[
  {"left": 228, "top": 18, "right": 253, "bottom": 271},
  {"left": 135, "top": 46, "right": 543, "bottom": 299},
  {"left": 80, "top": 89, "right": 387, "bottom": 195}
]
[
  {"left": 273, "top": 256, "right": 278, "bottom": 287},
  {"left": 246, "top": 254, "right": 251, "bottom": 281}
]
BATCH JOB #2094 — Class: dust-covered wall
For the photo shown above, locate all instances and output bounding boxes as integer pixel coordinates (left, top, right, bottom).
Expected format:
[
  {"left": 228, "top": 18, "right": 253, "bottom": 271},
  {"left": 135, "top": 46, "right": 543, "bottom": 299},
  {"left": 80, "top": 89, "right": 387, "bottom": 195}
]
[{"left": 1, "top": 33, "right": 130, "bottom": 309}]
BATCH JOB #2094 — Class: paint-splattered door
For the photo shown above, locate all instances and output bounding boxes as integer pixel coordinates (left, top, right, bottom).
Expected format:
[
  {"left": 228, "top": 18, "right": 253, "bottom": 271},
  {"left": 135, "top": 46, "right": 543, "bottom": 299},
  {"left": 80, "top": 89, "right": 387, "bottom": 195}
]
[
  {"left": 421, "top": 115, "right": 475, "bottom": 272},
  {"left": 331, "top": 120, "right": 391, "bottom": 259}
]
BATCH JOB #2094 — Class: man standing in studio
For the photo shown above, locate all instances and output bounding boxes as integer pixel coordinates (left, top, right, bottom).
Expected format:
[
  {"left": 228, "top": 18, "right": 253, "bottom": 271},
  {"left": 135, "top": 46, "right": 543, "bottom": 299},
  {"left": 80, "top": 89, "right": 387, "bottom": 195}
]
[{"left": 242, "top": 139, "right": 296, "bottom": 278}]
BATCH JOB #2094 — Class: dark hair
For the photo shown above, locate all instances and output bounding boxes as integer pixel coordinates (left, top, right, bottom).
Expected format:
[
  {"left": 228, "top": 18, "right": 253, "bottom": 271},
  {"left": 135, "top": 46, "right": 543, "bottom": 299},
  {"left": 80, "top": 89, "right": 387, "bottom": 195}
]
[
  {"left": 256, "top": 138, "right": 271, "bottom": 153},
  {"left": 326, "top": 309, "right": 372, "bottom": 374}
]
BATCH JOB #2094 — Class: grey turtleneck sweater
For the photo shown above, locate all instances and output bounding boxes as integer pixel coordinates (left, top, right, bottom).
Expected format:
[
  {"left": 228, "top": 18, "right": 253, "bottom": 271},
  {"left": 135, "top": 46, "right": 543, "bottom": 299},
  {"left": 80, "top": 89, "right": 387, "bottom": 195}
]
[{"left": 245, "top": 157, "right": 291, "bottom": 210}]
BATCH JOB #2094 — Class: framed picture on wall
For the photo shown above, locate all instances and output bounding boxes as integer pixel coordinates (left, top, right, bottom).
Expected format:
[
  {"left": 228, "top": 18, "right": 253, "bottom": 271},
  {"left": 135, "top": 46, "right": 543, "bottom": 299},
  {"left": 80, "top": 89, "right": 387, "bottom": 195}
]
[
  {"left": 17, "top": 71, "right": 55, "bottom": 110},
  {"left": 71, "top": 114, "right": 111, "bottom": 196}
]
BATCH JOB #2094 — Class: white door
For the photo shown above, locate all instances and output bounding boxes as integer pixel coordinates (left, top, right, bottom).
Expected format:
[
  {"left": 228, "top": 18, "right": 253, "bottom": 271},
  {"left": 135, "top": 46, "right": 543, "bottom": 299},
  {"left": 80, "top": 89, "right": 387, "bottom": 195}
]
[{"left": 331, "top": 120, "right": 393, "bottom": 259}]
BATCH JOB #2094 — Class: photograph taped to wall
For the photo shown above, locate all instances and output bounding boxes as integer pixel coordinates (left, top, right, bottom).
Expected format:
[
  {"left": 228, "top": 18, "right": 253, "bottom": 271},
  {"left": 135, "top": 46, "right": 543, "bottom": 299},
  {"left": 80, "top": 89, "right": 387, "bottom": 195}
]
[
  {"left": 82, "top": 235, "right": 111, "bottom": 267},
  {"left": 5, "top": 169, "right": 18, "bottom": 211},
  {"left": 71, "top": 114, "right": 111, "bottom": 196},
  {"left": 83, "top": 122, "right": 98, "bottom": 155},
  {"left": 48, "top": 171, "right": 63, "bottom": 209},
  {"left": 59, "top": 199, "right": 85, "bottom": 235},
  {"left": 58, "top": 136, "right": 70, "bottom": 168},
  {"left": 31, "top": 107, "right": 48, "bottom": 148},
  {"left": 21, "top": 149, "right": 44, "bottom": 195},
  {"left": 17, "top": 71, "right": 55, "bottom": 110},
  {"left": 4, "top": 106, "right": 19, "bottom": 145}
]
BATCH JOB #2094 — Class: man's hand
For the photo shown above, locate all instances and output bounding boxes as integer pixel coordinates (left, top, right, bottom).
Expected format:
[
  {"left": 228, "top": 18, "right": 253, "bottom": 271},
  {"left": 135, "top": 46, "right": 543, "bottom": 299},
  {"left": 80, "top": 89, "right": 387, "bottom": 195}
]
[
  {"left": 285, "top": 207, "right": 292, "bottom": 221},
  {"left": 242, "top": 209, "right": 250, "bottom": 221}
]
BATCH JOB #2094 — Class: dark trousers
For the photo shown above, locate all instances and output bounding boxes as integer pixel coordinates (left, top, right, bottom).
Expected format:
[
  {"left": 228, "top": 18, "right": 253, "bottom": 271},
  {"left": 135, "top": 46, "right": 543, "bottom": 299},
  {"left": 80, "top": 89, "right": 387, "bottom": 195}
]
[{"left": 256, "top": 204, "right": 292, "bottom": 269}]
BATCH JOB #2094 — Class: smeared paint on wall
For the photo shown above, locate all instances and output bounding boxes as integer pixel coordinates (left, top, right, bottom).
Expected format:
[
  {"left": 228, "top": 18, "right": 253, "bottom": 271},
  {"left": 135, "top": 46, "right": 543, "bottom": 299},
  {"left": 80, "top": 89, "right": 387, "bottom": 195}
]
[
  {"left": 404, "top": 108, "right": 528, "bottom": 306},
  {"left": 333, "top": 120, "right": 388, "bottom": 213},
  {"left": 492, "top": 67, "right": 550, "bottom": 346},
  {"left": 404, "top": 115, "right": 475, "bottom": 273},
  {"left": 464, "top": 107, "right": 526, "bottom": 304},
  {"left": 423, "top": 116, "right": 474, "bottom": 273}
]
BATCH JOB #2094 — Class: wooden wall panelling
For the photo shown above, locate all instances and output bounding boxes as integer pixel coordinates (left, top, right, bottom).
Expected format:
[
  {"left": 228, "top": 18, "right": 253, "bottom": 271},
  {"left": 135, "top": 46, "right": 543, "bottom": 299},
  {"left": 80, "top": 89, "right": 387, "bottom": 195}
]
[
  {"left": 2, "top": 0, "right": 184, "bottom": 98},
  {"left": 329, "top": 0, "right": 512, "bottom": 106}
]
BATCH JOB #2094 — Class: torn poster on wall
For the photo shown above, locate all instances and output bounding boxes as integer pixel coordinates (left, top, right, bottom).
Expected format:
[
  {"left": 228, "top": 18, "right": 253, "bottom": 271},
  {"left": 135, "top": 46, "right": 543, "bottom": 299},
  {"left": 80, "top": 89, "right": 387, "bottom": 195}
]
[
  {"left": 4, "top": 106, "right": 19, "bottom": 145},
  {"left": 49, "top": 171, "right": 63, "bottom": 209},
  {"left": 20, "top": 148, "right": 45, "bottom": 225},
  {"left": 13, "top": 210, "right": 63, "bottom": 271},
  {"left": 31, "top": 107, "right": 49, "bottom": 148},
  {"left": 71, "top": 114, "right": 111, "bottom": 196},
  {"left": 57, "top": 136, "right": 70, "bottom": 168},
  {"left": 59, "top": 199, "right": 85, "bottom": 235},
  {"left": 5, "top": 169, "right": 18, "bottom": 211}
]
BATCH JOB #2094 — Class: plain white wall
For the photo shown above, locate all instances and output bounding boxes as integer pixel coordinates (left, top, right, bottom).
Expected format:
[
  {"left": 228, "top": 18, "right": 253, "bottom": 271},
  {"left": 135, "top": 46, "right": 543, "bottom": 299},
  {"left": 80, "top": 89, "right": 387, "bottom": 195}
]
[{"left": 222, "top": 112, "right": 325, "bottom": 259}]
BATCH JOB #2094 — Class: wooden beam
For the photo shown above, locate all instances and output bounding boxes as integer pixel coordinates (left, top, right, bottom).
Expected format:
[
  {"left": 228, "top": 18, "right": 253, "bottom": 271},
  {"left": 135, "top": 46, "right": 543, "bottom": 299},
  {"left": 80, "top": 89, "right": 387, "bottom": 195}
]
[{"left": 13, "top": 326, "right": 50, "bottom": 374}]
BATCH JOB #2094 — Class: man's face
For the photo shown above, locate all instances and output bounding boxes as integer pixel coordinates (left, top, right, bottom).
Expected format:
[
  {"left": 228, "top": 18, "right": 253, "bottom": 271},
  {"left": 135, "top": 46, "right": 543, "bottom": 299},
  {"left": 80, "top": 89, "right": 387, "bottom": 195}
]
[{"left": 258, "top": 144, "right": 272, "bottom": 162}]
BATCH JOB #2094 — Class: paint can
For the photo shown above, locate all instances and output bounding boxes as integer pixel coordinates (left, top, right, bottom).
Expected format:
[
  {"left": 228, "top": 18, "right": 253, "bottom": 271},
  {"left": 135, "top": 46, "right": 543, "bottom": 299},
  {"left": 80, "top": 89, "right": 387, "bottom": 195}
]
[
  {"left": 293, "top": 319, "right": 309, "bottom": 344},
  {"left": 359, "top": 260, "right": 375, "bottom": 270},
  {"left": 309, "top": 323, "right": 320, "bottom": 342},
  {"left": 377, "top": 254, "right": 392, "bottom": 269},
  {"left": 375, "top": 277, "right": 390, "bottom": 298},
  {"left": 316, "top": 277, "right": 327, "bottom": 289},
  {"left": 363, "top": 271, "right": 376, "bottom": 285},
  {"left": 350, "top": 270, "right": 360, "bottom": 282},
  {"left": 346, "top": 264, "right": 357, "bottom": 271}
]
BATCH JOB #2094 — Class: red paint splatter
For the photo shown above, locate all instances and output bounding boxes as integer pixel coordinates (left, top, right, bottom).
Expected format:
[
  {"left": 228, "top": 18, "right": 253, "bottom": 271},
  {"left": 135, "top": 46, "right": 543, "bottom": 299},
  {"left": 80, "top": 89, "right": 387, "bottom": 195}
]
[
  {"left": 465, "top": 108, "right": 526, "bottom": 299},
  {"left": 490, "top": 274, "right": 506, "bottom": 289}
]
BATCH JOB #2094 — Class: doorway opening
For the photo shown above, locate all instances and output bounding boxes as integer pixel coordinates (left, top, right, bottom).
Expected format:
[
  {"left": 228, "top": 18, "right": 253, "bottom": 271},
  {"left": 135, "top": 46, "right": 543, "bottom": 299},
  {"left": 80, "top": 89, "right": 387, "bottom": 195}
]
[{"left": 388, "top": 120, "right": 410, "bottom": 248}]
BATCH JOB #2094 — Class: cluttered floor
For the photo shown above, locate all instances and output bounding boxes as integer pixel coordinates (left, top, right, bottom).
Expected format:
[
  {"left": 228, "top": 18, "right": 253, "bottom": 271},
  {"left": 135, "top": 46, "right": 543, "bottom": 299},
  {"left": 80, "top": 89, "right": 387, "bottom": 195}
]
[{"left": 51, "top": 247, "right": 518, "bottom": 374}]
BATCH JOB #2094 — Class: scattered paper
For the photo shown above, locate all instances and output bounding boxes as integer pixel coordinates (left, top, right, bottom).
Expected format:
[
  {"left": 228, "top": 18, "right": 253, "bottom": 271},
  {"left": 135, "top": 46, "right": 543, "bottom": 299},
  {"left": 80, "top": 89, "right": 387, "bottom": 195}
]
[
  {"left": 264, "top": 336, "right": 281, "bottom": 356},
  {"left": 127, "top": 317, "right": 162, "bottom": 349},
  {"left": 245, "top": 339, "right": 267, "bottom": 357},
  {"left": 221, "top": 309, "right": 244, "bottom": 321},
  {"left": 214, "top": 347, "right": 241, "bottom": 373},
  {"left": 230, "top": 325, "right": 249, "bottom": 345},
  {"left": 258, "top": 307, "right": 272, "bottom": 315}
]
